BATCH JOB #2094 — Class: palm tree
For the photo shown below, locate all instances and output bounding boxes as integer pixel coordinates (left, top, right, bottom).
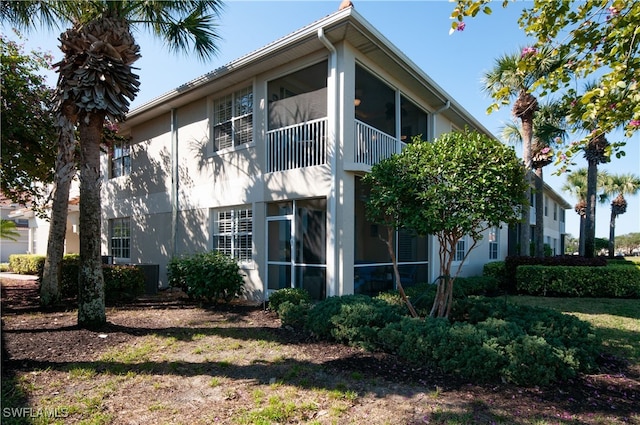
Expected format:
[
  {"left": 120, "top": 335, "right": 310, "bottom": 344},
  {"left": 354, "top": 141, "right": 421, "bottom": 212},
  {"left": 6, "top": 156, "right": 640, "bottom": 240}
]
[
  {"left": 600, "top": 173, "right": 640, "bottom": 258},
  {"left": 501, "top": 100, "right": 568, "bottom": 257},
  {"left": 562, "top": 168, "right": 609, "bottom": 256},
  {"left": 1, "top": 0, "right": 224, "bottom": 328},
  {"left": 0, "top": 219, "right": 21, "bottom": 241},
  {"left": 483, "top": 46, "right": 564, "bottom": 256}
]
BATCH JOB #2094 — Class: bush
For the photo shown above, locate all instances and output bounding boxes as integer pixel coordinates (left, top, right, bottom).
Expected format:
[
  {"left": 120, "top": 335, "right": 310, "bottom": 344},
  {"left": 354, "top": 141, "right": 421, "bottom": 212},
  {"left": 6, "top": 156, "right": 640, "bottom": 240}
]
[
  {"left": 305, "top": 294, "right": 404, "bottom": 342},
  {"left": 268, "top": 288, "right": 311, "bottom": 313},
  {"left": 8, "top": 254, "right": 45, "bottom": 275},
  {"left": 483, "top": 261, "right": 507, "bottom": 291},
  {"left": 455, "top": 276, "right": 499, "bottom": 296},
  {"left": 277, "top": 301, "right": 311, "bottom": 329},
  {"left": 503, "top": 255, "right": 607, "bottom": 293},
  {"left": 103, "top": 265, "right": 145, "bottom": 303},
  {"left": 40, "top": 256, "right": 145, "bottom": 304},
  {"left": 168, "top": 251, "right": 244, "bottom": 303},
  {"left": 303, "top": 294, "right": 600, "bottom": 387},
  {"left": 516, "top": 264, "right": 640, "bottom": 298}
]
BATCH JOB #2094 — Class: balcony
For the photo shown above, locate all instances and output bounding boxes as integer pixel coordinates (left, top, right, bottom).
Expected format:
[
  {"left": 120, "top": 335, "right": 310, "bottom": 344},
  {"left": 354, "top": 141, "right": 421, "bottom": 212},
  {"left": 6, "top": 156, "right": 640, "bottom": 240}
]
[
  {"left": 267, "top": 119, "right": 327, "bottom": 173},
  {"left": 353, "top": 120, "right": 405, "bottom": 168}
]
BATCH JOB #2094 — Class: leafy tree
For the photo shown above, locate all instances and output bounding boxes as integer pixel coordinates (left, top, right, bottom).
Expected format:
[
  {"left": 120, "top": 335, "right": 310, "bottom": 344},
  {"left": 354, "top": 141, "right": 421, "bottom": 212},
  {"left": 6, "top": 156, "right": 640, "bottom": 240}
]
[
  {"left": 364, "top": 130, "right": 528, "bottom": 318},
  {"left": 0, "top": 219, "right": 21, "bottom": 242},
  {"left": 0, "top": 34, "right": 57, "bottom": 206},
  {"left": 600, "top": 173, "right": 640, "bottom": 257},
  {"left": 1, "top": 0, "right": 225, "bottom": 328},
  {"left": 616, "top": 232, "right": 640, "bottom": 256},
  {"left": 482, "top": 46, "right": 564, "bottom": 256},
  {"left": 450, "top": 1, "right": 639, "bottom": 145}
]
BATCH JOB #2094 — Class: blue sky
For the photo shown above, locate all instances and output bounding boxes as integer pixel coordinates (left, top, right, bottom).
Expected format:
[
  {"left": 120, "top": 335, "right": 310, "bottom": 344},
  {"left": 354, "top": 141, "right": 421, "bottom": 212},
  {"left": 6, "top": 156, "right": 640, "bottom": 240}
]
[{"left": 4, "top": 0, "right": 639, "bottom": 241}]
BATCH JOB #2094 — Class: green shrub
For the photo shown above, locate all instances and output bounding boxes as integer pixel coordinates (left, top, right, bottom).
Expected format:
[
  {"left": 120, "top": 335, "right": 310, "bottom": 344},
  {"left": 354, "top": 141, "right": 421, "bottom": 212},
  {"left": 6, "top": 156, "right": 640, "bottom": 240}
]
[
  {"left": 8, "top": 254, "right": 45, "bottom": 275},
  {"left": 455, "top": 276, "right": 499, "bottom": 296},
  {"left": 483, "top": 261, "right": 507, "bottom": 291},
  {"left": 277, "top": 301, "right": 311, "bottom": 329},
  {"left": 305, "top": 294, "right": 403, "bottom": 341},
  {"left": 167, "top": 251, "right": 244, "bottom": 303},
  {"left": 103, "top": 265, "right": 145, "bottom": 303},
  {"left": 328, "top": 296, "right": 405, "bottom": 350},
  {"left": 516, "top": 264, "right": 640, "bottom": 298},
  {"left": 314, "top": 295, "right": 603, "bottom": 387},
  {"left": 268, "top": 288, "right": 311, "bottom": 313},
  {"left": 59, "top": 254, "right": 80, "bottom": 298}
]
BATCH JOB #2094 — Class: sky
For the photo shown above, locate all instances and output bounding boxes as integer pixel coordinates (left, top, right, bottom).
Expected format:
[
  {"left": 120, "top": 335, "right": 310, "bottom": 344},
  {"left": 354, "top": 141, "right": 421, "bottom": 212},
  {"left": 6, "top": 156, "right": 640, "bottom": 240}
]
[{"left": 3, "top": 0, "right": 639, "bottom": 241}]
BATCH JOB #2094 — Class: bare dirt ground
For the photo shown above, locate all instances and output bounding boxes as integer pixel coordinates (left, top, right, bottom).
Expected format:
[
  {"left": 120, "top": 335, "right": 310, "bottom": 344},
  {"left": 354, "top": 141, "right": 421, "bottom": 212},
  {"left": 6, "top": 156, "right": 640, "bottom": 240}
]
[{"left": 1, "top": 277, "right": 639, "bottom": 424}]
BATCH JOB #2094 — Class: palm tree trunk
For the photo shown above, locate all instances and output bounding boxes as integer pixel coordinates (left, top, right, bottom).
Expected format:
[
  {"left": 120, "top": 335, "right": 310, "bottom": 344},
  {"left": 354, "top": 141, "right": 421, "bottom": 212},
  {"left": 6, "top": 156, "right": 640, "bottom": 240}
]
[
  {"left": 519, "top": 115, "right": 534, "bottom": 257},
  {"left": 584, "top": 160, "right": 598, "bottom": 258},
  {"left": 40, "top": 110, "right": 77, "bottom": 306},
  {"left": 579, "top": 214, "right": 586, "bottom": 256},
  {"left": 534, "top": 167, "right": 545, "bottom": 258},
  {"left": 608, "top": 210, "right": 616, "bottom": 258},
  {"left": 78, "top": 112, "right": 106, "bottom": 328}
]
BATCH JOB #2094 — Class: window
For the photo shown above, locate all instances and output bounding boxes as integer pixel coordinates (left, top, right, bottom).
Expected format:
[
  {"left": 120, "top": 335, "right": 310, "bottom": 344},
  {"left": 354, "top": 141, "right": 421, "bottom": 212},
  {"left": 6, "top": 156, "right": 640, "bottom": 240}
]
[
  {"left": 489, "top": 227, "right": 499, "bottom": 260},
  {"left": 544, "top": 197, "right": 548, "bottom": 216},
  {"left": 400, "top": 95, "right": 428, "bottom": 143},
  {"left": 110, "top": 140, "right": 131, "bottom": 178},
  {"left": 213, "top": 207, "right": 253, "bottom": 263},
  {"left": 455, "top": 237, "right": 467, "bottom": 262},
  {"left": 110, "top": 218, "right": 131, "bottom": 259},
  {"left": 553, "top": 202, "right": 558, "bottom": 220},
  {"left": 268, "top": 61, "right": 328, "bottom": 130},
  {"left": 355, "top": 64, "right": 396, "bottom": 137},
  {"left": 213, "top": 86, "right": 253, "bottom": 151}
]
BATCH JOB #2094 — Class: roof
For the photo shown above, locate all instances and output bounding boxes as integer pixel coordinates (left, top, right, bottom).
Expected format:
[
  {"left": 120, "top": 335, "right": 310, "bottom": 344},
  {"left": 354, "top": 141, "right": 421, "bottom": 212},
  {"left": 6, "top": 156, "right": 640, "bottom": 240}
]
[{"left": 121, "top": 7, "right": 494, "bottom": 138}]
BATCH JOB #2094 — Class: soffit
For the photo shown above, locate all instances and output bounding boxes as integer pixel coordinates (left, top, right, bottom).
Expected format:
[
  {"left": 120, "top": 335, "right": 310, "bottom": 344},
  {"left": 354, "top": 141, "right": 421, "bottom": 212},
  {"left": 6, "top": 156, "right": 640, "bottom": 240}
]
[{"left": 123, "top": 8, "right": 492, "bottom": 137}]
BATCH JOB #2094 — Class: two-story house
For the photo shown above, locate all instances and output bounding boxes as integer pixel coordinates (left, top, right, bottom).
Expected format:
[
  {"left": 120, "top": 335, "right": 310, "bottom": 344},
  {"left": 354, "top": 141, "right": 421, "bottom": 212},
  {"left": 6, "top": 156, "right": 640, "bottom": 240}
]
[{"left": 102, "top": 6, "right": 569, "bottom": 301}]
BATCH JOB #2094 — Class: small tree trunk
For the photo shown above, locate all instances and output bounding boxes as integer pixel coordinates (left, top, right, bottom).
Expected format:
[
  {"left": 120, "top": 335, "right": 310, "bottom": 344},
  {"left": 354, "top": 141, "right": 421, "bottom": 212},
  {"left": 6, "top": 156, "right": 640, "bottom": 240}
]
[
  {"left": 77, "top": 112, "right": 106, "bottom": 328},
  {"left": 41, "top": 106, "right": 78, "bottom": 306},
  {"left": 385, "top": 226, "right": 418, "bottom": 318},
  {"left": 534, "top": 167, "right": 545, "bottom": 258}
]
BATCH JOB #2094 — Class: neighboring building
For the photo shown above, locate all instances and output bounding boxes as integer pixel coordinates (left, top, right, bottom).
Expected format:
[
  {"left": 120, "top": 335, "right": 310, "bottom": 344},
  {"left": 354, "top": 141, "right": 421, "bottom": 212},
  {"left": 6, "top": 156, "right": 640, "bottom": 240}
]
[
  {"left": 102, "top": 6, "right": 569, "bottom": 301},
  {"left": 508, "top": 176, "right": 571, "bottom": 258},
  {"left": 0, "top": 189, "right": 80, "bottom": 263}
]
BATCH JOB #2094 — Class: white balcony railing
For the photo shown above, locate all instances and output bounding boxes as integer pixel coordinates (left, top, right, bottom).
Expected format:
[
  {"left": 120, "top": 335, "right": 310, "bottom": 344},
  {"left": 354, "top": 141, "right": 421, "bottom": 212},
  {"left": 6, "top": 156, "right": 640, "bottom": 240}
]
[
  {"left": 354, "top": 120, "right": 405, "bottom": 167},
  {"left": 267, "top": 119, "right": 327, "bottom": 172}
]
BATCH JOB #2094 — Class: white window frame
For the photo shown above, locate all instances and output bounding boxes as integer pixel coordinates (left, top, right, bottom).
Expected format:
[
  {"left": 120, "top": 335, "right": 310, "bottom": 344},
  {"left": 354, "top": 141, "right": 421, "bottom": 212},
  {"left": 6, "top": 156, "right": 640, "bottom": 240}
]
[
  {"left": 488, "top": 227, "right": 499, "bottom": 260},
  {"left": 454, "top": 236, "right": 467, "bottom": 262},
  {"left": 110, "top": 140, "right": 131, "bottom": 178},
  {"left": 212, "top": 86, "right": 253, "bottom": 152},
  {"left": 110, "top": 217, "right": 131, "bottom": 261},
  {"left": 213, "top": 206, "right": 253, "bottom": 266}
]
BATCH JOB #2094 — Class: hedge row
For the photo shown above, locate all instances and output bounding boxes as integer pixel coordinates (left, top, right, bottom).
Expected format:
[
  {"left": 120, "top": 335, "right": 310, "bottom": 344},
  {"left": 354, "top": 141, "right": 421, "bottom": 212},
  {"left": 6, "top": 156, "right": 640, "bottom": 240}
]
[
  {"left": 484, "top": 259, "right": 640, "bottom": 298},
  {"left": 9, "top": 254, "right": 144, "bottom": 303},
  {"left": 8, "top": 254, "right": 46, "bottom": 275},
  {"left": 270, "top": 289, "right": 600, "bottom": 387},
  {"left": 516, "top": 264, "right": 640, "bottom": 298}
]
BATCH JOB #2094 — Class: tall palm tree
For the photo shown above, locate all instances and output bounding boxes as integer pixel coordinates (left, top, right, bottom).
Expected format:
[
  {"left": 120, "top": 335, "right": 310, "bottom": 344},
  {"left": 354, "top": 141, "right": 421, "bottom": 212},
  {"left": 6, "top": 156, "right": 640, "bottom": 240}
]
[
  {"left": 600, "top": 173, "right": 640, "bottom": 258},
  {"left": 502, "top": 100, "right": 568, "bottom": 257},
  {"left": 562, "top": 168, "right": 609, "bottom": 256},
  {"left": 483, "top": 46, "right": 564, "bottom": 256},
  {"left": 1, "top": 0, "right": 224, "bottom": 328}
]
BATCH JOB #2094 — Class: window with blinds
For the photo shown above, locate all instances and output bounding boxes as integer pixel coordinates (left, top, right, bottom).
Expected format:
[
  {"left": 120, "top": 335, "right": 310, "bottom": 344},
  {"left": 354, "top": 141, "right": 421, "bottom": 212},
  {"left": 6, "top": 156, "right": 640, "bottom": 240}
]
[
  {"left": 213, "top": 207, "right": 253, "bottom": 263},
  {"left": 213, "top": 86, "right": 253, "bottom": 151}
]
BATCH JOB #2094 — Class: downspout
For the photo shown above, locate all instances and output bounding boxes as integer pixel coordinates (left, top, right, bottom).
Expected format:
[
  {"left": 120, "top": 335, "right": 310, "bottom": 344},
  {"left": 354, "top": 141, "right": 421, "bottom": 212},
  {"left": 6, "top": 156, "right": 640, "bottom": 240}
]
[
  {"left": 430, "top": 100, "right": 450, "bottom": 140},
  {"left": 318, "top": 28, "right": 339, "bottom": 297},
  {"left": 171, "top": 108, "right": 178, "bottom": 258}
]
